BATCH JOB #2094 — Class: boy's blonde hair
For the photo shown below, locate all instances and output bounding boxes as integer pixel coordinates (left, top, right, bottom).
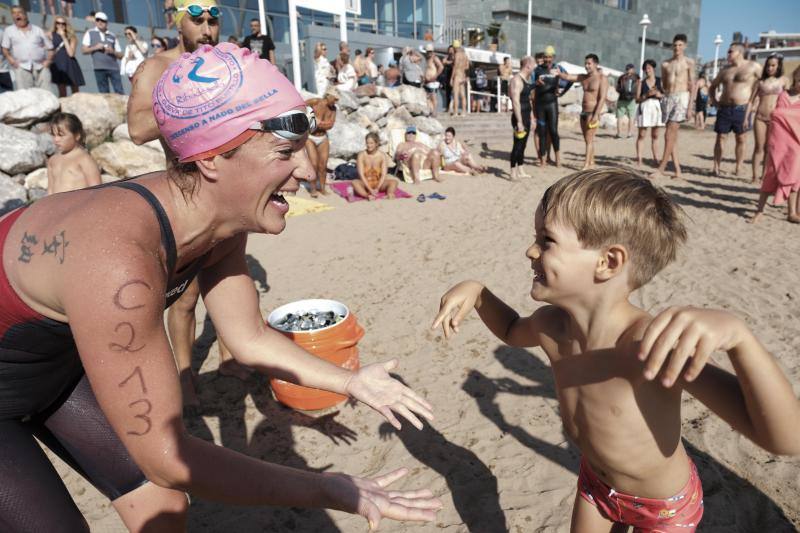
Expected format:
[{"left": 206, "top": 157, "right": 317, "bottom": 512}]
[{"left": 541, "top": 168, "right": 687, "bottom": 289}]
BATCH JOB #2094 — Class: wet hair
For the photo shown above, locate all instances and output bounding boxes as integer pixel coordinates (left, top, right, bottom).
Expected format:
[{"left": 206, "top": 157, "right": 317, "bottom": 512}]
[
  {"left": 540, "top": 168, "right": 687, "bottom": 289},
  {"left": 673, "top": 34, "right": 687, "bottom": 44},
  {"left": 585, "top": 53, "right": 599, "bottom": 64},
  {"left": 642, "top": 59, "right": 657, "bottom": 72},
  {"left": 445, "top": 127, "right": 456, "bottom": 136},
  {"left": 365, "top": 132, "right": 380, "bottom": 145},
  {"left": 761, "top": 53, "right": 784, "bottom": 80},
  {"left": 125, "top": 25, "right": 137, "bottom": 35},
  {"left": 49, "top": 112, "right": 85, "bottom": 146}
]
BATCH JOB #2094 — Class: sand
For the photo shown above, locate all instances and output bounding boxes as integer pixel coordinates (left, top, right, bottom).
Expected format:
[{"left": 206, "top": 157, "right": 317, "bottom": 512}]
[{"left": 52, "top": 121, "right": 800, "bottom": 532}]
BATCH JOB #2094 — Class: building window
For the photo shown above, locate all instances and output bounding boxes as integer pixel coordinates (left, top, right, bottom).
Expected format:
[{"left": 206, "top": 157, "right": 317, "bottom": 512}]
[
  {"left": 562, "top": 21, "right": 586, "bottom": 33},
  {"left": 591, "top": 0, "right": 633, "bottom": 11}
]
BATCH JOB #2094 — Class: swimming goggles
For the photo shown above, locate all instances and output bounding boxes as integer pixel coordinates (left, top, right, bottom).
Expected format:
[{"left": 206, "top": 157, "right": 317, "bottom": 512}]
[
  {"left": 249, "top": 107, "right": 317, "bottom": 141},
  {"left": 177, "top": 5, "right": 221, "bottom": 18}
]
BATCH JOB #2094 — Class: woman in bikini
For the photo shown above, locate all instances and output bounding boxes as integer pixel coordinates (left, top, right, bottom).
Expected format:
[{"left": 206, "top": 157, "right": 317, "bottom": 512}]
[
  {"left": 438, "top": 127, "right": 485, "bottom": 175},
  {"left": 750, "top": 54, "right": 790, "bottom": 183},
  {"left": 354, "top": 132, "right": 398, "bottom": 200}
]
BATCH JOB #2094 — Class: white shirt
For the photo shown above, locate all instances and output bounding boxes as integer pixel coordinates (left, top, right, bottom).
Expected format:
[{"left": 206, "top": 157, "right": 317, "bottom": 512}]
[
  {"left": 120, "top": 40, "right": 148, "bottom": 77},
  {"left": 337, "top": 63, "right": 356, "bottom": 91},
  {"left": 1, "top": 23, "right": 52, "bottom": 70}
]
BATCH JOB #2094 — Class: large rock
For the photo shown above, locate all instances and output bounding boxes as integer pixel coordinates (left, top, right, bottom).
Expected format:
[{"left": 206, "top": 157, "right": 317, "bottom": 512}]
[
  {"left": 326, "top": 157, "right": 347, "bottom": 171},
  {"left": 90, "top": 140, "right": 165, "bottom": 178},
  {"left": 385, "top": 105, "right": 415, "bottom": 133},
  {"left": 0, "top": 175, "right": 27, "bottom": 216},
  {"left": 335, "top": 89, "right": 361, "bottom": 113},
  {"left": 0, "top": 124, "right": 52, "bottom": 174},
  {"left": 0, "top": 88, "right": 60, "bottom": 128},
  {"left": 327, "top": 117, "right": 367, "bottom": 159},
  {"left": 398, "top": 85, "right": 427, "bottom": 109},
  {"left": 25, "top": 167, "right": 48, "bottom": 190},
  {"left": 559, "top": 86, "right": 582, "bottom": 107},
  {"left": 605, "top": 85, "right": 619, "bottom": 104},
  {"left": 60, "top": 93, "right": 128, "bottom": 148},
  {"left": 599, "top": 112, "right": 617, "bottom": 130},
  {"left": 27, "top": 187, "right": 47, "bottom": 202},
  {"left": 354, "top": 104, "right": 385, "bottom": 124},
  {"left": 563, "top": 103, "right": 582, "bottom": 116},
  {"left": 368, "top": 97, "right": 394, "bottom": 118},
  {"left": 112, "top": 123, "right": 165, "bottom": 154},
  {"left": 412, "top": 116, "right": 444, "bottom": 136},
  {"left": 378, "top": 86, "right": 402, "bottom": 107},
  {"left": 354, "top": 84, "right": 377, "bottom": 98}
]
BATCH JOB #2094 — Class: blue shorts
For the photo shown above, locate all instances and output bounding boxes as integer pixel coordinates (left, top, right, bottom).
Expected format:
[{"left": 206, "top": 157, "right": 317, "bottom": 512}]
[{"left": 714, "top": 104, "right": 748, "bottom": 135}]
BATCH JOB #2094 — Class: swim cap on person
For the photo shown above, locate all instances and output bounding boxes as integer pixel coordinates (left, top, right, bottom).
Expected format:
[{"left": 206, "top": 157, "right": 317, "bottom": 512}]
[
  {"left": 452, "top": 39, "right": 461, "bottom": 48},
  {"left": 544, "top": 45, "right": 556, "bottom": 56},
  {"left": 174, "top": 0, "right": 218, "bottom": 26},
  {"left": 153, "top": 42, "right": 306, "bottom": 162}
]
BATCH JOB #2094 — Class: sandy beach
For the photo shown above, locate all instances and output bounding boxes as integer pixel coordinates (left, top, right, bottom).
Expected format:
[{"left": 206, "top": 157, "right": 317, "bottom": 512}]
[{"left": 51, "top": 121, "right": 800, "bottom": 532}]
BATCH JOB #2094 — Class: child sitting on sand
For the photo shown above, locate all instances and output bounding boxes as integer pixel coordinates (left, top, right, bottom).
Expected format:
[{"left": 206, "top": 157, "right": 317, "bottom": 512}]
[
  {"left": 433, "top": 168, "right": 800, "bottom": 531},
  {"left": 46, "top": 112, "right": 102, "bottom": 195},
  {"left": 354, "top": 132, "right": 398, "bottom": 201}
]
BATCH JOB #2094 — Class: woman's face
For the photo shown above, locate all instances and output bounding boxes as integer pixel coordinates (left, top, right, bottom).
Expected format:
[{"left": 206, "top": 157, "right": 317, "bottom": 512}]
[
  {"left": 366, "top": 136, "right": 378, "bottom": 152},
  {"left": 444, "top": 131, "right": 454, "bottom": 143},
  {"left": 51, "top": 123, "right": 78, "bottom": 154},
  {"left": 216, "top": 114, "right": 315, "bottom": 234},
  {"left": 765, "top": 58, "right": 778, "bottom": 77},
  {"left": 126, "top": 30, "right": 136, "bottom": 41},
  {"left": 151, "top": 40, "right": 164, "bottom": 53},
  {"left": 644, "top": 63, "right": 654, "bottom": 77}
]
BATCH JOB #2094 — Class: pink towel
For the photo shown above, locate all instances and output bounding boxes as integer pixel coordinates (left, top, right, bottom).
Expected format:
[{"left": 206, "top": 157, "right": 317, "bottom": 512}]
[
  {"left": 761, "top": 91, "right": 800, "bottom": 205},
  {"left": 330, "top": 181, "right": 412, "bottom": 202}
]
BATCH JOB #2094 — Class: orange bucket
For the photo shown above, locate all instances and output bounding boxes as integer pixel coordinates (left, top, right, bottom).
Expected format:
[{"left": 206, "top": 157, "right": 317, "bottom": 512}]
[{"left": 267, "top": 299, "right": 364, "bottom": 410}]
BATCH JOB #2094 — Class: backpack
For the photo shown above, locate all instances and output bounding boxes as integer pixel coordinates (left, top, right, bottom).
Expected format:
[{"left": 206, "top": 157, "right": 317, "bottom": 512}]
[
  {"left": 334, "top": 163, "right": 359, "bottom": 181},
  {"left": 619, "top": 75, "right": 636, "bottom": 101}
]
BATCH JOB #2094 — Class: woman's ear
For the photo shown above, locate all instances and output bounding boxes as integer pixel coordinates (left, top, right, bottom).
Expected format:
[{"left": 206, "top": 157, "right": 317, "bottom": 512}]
[
  {"left": 193, "top": 156, "right": 219, "bottom": 181},
  {"left": 595, "top": 244, "right": 628, "bottom": 282}
]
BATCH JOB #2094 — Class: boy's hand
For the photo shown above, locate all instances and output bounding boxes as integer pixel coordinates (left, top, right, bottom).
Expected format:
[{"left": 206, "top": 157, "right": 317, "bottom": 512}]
[
  {"left": 638, "top": 307, "right": 746, "bottom": 387},
  {"left": 431, "top": 280, "right": 484, "bottom": 339}
]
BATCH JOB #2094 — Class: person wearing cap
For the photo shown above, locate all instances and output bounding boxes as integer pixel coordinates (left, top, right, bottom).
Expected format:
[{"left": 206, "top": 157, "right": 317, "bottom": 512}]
[
  {"left": 0, "top": 42, "right": 440, "bottom": 531},
  {"left": 305, "top": 86, "right": 339, "bottom": 196},
  {"left": 81, "top": 11, "right": 123, "bottom": 94},
  {"left": 395, "top": 125, "right": 442, "bottom": 183},
  {"left": 616, "top": 63, "right": 639, "bottom": 139},
  {"left": 531, "top": 45, "right": 571, "bottom": 167},
  {"left": 1, "top": 6, "right": 54, "bottom": 91},
  {"left": 423, "top": 43, "right": 444, "bottom": 116},
  {"left": 128, "top": 0, "right": 252, "bottom": 407}
]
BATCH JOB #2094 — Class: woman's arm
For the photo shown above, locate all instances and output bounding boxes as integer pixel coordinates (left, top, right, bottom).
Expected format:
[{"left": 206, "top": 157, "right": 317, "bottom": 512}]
[{"left": 64, "top": 35, "right": 76, "bottom": 57}]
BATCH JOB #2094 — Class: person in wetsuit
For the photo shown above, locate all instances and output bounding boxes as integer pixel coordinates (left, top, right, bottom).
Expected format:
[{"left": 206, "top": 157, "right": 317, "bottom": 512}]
[
  {"left": 0, "top": 43, "right": 440, "bottom": 532},
  {"left": 509, "top": 55, "right": 535, "bottom": 180},
  {"left": 532, "top": 45, "right": 572, "bottom": 168}
]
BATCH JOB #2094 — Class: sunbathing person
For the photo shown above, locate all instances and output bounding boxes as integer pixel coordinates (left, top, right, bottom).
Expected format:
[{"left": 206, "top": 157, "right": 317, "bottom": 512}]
[
  {"left": 438, "top": 127, "right": 485, "bottom": 175},
  {"left": 395, "top": 126, "right": 442, "bottom": 183},
  {"left": 354, "top": 132, "right": 398, "bottom": 200}
]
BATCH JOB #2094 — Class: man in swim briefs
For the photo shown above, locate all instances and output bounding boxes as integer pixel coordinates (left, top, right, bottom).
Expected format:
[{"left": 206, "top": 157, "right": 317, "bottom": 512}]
[
  {"left": 559, "top": 53, "right": 608, "bottom": 170},
  {"left": 709, "top": 42, "right": 761, "bottom": 177},
  {"left": 651, "top": 34, "right": 696, "bottom": 179},
  {"left": 423, "top": 43, "right": 444, "bottom": 116}
]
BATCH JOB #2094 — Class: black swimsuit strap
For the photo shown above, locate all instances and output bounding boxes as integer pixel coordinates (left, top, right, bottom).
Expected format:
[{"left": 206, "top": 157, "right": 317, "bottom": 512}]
[{"left": 110, "top": 182, "right": 177, "bottom": 276}]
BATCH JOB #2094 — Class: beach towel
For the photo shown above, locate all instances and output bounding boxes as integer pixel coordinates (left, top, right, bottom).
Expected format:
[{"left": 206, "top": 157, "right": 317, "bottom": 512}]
[
  {"left": 330, "top": 181, "right": 412, "bottom": 202},
  {"left": 762, "top": 91, "right": 800, "bottom": 205},
  {"left": 286, "top": 195, "right": 334, "bottom": 217}
]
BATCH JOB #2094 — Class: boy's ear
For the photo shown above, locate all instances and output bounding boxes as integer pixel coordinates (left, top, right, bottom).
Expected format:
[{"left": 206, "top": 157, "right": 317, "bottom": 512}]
[{"left": 595, "top": 244, "right": 628, "bottom": 281}]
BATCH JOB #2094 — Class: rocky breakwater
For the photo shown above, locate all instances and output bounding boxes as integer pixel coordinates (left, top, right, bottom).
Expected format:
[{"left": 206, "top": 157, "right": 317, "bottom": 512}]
[
  {"left": 316, "top": 84, "right": 445, "bottom": 171},
  {"left": 0, "top": 90, "right": 166, "bottom": 216}
]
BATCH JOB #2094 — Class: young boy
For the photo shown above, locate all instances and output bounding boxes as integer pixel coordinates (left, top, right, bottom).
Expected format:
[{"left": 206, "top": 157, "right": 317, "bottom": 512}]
[
  {"left": 433, "top": 168, "right": 800, "bottom": 531},
  {"left": 46, "top": 112, "right": 102, "bottom": 194},
  {"left": 559, "top": 54, "right": 608, "bottom": 170}
]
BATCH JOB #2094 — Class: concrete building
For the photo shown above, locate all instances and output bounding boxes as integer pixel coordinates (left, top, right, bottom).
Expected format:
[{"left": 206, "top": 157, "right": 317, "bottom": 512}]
[{"left": 445, "top": 0, "right": 701, "bottom": 72}]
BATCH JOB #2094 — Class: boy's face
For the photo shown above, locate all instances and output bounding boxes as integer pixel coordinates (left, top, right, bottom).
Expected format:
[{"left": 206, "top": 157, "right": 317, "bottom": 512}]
[{"left": 527, "top": 203, "right": 600, "bottom": 304}]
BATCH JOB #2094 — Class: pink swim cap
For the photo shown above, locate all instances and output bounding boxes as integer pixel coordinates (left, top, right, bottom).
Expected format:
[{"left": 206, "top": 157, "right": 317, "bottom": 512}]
[{"left": 153, "top": 42, "right": 305, "bottom": 162}]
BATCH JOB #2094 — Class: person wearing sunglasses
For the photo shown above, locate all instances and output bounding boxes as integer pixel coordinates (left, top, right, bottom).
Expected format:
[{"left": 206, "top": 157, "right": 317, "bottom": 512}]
[
  {"left": 149, "top": 36, "right": 167, "bottom": 56},
  {"left": 81, "top": 11, "right": 124, "bottom": 94},
  {"left": 129, "top": 0, "right": 262, "bottom": 409},
  {"left": 242, "top": 17, "right": 276, "bottom": 65},
  {"left": 0, "top": 42, "right": 440, "bottom": 532},
  {"left": 48, "top": 16, "right": 85, "bottom": 97}
]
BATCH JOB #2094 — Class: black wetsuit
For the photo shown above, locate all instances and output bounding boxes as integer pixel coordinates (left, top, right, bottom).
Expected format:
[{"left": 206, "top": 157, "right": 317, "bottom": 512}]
[
  {"left": 510, "top": 75, "right": 533, "bottom": 168},
  {"left": 533, "top": 64, "right": 570, "bottom": 158},
  {"left": 0, "top": 180, "right": 206, "bottom": 531}
]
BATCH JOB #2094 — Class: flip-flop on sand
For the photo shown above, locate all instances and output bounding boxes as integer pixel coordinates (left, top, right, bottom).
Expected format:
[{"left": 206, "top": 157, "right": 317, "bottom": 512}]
[
  {"left": 428, "top": 192, "right": 447, "bottom": 200},
  {"left": 416, "top": 194, "right": 426, "bottom": 203}
]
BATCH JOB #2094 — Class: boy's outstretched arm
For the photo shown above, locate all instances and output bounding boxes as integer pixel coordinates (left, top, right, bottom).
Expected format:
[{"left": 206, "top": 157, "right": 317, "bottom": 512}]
[
  {"left": 432, "top": 281, "right": 545, "bottom": 347},
  {"left": 639, "top": 307, "right": 800, "bottom": 455}
]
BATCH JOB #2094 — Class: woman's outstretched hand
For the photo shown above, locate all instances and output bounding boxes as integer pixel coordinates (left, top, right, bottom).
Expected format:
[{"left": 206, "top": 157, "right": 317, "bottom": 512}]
[
  {"left": 345, "top": 359, "right": 433, "bottom": 430},
  {"left": 325, "top": 468, "right": 442, "bottom": 531}
]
